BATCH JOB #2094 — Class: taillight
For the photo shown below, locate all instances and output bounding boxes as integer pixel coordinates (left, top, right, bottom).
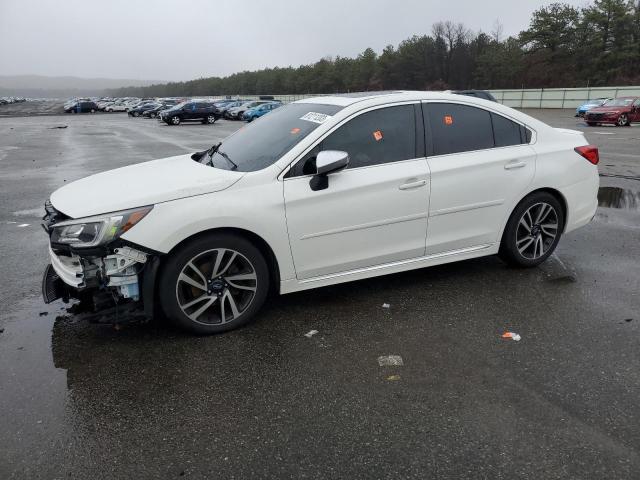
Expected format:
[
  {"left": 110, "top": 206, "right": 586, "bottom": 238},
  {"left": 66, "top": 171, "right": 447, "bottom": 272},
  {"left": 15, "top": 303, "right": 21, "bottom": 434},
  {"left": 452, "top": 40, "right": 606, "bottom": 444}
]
[{"left": 574, "top": 145, "right": 599, "bottom": 165}]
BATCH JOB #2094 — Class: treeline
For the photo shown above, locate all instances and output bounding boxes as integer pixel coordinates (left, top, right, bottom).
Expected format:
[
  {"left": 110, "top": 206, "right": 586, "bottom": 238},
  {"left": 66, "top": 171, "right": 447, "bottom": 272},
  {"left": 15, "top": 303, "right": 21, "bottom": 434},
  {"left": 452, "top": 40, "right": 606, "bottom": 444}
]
[{"left": 110, "top": 0, "right": 640, "bottom": 97}]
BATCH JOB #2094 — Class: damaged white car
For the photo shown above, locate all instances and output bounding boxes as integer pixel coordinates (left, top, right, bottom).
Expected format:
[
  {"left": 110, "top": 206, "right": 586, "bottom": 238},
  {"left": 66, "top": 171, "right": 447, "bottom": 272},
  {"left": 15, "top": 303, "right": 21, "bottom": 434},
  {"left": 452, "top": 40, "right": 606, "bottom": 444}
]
[{"left": 42, "top": 91, "right": 599, "bottom": 334}]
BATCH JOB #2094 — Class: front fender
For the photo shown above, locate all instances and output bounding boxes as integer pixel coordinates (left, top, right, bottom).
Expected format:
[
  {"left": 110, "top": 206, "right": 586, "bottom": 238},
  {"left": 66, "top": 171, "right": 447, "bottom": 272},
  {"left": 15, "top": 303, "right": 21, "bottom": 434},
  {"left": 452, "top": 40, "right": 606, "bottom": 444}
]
[{"left": 121, "top": 175, "right": 296, "bottom": 281}]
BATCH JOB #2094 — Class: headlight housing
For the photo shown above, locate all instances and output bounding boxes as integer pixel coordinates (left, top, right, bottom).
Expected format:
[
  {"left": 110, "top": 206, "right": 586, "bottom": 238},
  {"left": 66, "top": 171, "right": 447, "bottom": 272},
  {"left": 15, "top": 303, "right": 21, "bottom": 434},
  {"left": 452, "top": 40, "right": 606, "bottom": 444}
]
[{"left": 50, "top": 206, "right": 152, "bottom": 248}]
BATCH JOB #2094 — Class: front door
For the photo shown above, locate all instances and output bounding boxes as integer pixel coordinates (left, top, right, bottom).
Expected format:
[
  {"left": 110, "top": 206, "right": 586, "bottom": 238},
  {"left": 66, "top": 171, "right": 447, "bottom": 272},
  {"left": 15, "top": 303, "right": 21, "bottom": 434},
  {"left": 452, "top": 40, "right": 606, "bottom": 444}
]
[{"left": 284, "top": 104, "right": 430, "bottom": 280}]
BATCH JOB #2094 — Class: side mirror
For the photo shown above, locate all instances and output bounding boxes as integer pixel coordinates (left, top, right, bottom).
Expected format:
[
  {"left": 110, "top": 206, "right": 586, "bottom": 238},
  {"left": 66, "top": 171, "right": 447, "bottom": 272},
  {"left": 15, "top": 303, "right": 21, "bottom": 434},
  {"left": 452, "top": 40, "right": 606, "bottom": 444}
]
[{"left": 310, "top": 150, "right": 349, "bottom": 191}]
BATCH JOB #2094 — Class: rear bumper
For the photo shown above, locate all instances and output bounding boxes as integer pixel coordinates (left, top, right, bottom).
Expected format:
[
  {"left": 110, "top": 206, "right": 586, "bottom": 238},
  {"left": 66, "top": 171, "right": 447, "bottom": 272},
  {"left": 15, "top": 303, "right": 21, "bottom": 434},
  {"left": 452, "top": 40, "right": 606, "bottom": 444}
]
[{"left": 561, "top": 172, "right": 600, "bottom": 233}]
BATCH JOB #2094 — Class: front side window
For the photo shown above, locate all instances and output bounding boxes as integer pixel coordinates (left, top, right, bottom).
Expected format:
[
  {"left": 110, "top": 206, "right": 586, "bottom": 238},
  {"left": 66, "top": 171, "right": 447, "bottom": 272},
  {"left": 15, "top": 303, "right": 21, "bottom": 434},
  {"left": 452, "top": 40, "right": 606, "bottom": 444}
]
[{"left": 321, "top": 105, "right": 416, "bottom": 169}]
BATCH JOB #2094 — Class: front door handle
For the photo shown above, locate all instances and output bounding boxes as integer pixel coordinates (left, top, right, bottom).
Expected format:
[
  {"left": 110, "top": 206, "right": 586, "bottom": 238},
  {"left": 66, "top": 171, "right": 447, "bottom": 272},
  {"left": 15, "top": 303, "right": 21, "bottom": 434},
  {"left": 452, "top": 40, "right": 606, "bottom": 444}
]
[
  {"left": 504, "top": 161, "right": 526, "bottom": 170},
  {"left": 399, "top": 179, "right": 427, "bottom": 190}
]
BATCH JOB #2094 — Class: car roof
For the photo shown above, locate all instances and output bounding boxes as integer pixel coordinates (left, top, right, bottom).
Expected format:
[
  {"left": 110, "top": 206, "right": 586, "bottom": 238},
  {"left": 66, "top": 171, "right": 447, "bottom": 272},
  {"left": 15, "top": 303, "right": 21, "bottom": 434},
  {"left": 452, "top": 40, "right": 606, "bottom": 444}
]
[
  {"left": 294, "top": 90, "right": 553, "bottom": 133},
  {"left": 296, "top": 90, "right": 511, "bottom": 107}
]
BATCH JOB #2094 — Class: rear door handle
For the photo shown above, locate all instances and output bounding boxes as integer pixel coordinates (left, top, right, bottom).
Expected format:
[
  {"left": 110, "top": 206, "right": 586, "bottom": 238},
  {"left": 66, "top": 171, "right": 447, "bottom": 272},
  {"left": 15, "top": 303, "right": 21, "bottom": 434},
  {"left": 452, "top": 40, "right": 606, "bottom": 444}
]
[
  {"left": 399, "top": 179, "right": 427, "bottom": 190},
  {"left": 504, "top": 161, "right": 526, "bottom": 170}
]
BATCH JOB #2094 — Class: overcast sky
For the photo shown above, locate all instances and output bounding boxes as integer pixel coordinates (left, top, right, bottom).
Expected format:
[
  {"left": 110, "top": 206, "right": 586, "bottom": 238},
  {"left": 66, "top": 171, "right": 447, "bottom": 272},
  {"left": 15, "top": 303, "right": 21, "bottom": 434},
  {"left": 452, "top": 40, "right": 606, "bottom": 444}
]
[{"left": 0, "top": 0, "right": 588, "bottom": 82}]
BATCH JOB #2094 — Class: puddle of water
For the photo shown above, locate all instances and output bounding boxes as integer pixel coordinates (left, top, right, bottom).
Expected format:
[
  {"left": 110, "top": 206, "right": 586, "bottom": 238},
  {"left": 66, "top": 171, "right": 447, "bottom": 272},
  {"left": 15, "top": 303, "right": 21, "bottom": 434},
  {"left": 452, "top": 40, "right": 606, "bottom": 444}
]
[{"left": 598, "top": 186, "right": 640, "bottom": 211}]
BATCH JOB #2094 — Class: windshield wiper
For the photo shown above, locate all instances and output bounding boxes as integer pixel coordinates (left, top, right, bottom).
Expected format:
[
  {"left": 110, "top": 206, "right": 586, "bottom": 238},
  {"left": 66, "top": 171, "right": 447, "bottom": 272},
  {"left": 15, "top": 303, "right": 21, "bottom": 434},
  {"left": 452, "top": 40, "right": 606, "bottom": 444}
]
[
  {"left": 191, "top": 142, "right": 221, "bottom": 162},
  {"left": 216, "top": 150, "right": 238, "bottom": 170}
]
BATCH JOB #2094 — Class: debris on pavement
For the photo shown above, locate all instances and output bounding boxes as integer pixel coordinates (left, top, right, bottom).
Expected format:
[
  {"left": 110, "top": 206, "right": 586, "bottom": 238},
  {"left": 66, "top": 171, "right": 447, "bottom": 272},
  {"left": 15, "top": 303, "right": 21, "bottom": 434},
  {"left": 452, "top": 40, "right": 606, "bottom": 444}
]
[
  {"left": 49, "top": 125, "right": 68, "bottom": 129},
  {"left": 382, "top": 303, "right": 391, "bottom": 309},
  {"left": 501, "top": 332, "right": 522, "bottom": 342},
  {"left": 386, "top": 374, "right": 401, "bottom": 381},
  {"left": 624, "top": 318, "right": 633, "bottom": 323},
  {"left": 39, "top": 312, "right": 48, "bottom": 317},
  {"left": 378, "top": 355, "right": 404, "bottom": 366},
  {"left": 304, "top": 329, "right": 318, "bottom": 338}
]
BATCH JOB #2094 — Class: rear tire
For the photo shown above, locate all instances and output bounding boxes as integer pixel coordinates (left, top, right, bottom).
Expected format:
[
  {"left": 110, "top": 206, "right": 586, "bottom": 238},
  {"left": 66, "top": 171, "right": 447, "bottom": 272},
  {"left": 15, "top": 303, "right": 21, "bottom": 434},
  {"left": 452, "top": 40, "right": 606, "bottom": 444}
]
[
  {"left": 499, "top": 191, "right": 564, "bottom": 268},
  {"left": 159, "top": 233, "right": 269, "bottom": 334},
  {"left": 586, "top": 122, "right": 596, "bottom": 126}
]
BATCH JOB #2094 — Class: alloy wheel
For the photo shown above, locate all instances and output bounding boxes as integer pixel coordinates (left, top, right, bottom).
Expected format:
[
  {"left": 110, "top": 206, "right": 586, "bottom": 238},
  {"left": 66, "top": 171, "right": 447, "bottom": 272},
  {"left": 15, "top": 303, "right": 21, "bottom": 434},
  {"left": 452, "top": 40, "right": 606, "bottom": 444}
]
[
  {"left": 617, "top": 114, "right": 628, "bottom": 126},
  {"left": 175, "top": 248, "right": 258, "bottom": 325},
  {"left": 515, "top": 202, "right": 559, "bottom": 260}
]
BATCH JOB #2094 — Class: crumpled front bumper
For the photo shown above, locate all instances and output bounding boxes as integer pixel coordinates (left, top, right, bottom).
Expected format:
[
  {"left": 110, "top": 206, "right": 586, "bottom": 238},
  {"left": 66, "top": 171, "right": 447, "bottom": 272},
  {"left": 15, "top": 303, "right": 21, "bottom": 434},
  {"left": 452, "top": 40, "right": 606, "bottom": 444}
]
[
  {"left": 48, "top": 246, "right": 84, "bottom": 288},
  {"left": 42, "top": 247, "right": 84, "bottom": 304}
]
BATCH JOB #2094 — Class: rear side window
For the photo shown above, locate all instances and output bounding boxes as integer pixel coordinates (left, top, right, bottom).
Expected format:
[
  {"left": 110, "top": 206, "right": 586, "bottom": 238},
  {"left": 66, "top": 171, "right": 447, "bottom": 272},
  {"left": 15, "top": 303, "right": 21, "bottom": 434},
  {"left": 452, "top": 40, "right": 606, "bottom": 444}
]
[
  {"left": 322, "top": 105, "right": 416, "bottom": 169},
  {"left": 492, "top": 113, "right": 522, "bottom": 147},
  {"left": 426, "top": 103, "right": 493, "bottom": 155},
  {"left": 425, "top": 103, "right": 530, "bottom": 155}
]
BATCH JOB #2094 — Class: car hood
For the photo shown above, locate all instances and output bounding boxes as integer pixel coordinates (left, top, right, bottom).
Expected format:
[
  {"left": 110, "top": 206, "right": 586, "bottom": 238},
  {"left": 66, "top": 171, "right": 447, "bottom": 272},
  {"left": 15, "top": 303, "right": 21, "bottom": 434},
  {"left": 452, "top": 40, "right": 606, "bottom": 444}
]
[
  {"left": 50, "top": 153, "right": 244, "bottom": 218},
  {"left": 588, "top": 105, "right": 630, "bottom": 114}
]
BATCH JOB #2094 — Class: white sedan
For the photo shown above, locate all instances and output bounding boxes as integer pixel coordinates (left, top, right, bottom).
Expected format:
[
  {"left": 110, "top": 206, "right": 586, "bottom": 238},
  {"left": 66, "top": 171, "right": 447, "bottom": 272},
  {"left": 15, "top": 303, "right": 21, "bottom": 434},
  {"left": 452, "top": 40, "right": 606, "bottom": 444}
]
[
  {"left": 105, "top": 103, "right": 128, "bottom": 112},
  {"left": 42, "top": 91, "right": 599, "bottom": 334}
]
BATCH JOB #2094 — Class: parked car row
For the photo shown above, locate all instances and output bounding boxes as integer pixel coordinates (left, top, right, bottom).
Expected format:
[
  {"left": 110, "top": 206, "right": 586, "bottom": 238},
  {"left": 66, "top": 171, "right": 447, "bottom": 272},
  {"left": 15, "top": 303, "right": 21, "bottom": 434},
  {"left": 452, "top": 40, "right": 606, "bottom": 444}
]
[{"left": 0, "top": 96, "right": 27, "bottom": 105}]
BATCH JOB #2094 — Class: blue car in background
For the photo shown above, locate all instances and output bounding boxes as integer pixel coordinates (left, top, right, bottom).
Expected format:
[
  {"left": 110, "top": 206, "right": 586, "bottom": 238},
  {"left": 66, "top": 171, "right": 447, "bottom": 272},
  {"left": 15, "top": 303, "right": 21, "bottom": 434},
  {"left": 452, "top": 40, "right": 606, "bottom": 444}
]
[
  {"left": 575, "top": 98, "right": 610, "bottom": 117},
  {"left": 242, "top": 102, "right": 282, "bottom": 122}
]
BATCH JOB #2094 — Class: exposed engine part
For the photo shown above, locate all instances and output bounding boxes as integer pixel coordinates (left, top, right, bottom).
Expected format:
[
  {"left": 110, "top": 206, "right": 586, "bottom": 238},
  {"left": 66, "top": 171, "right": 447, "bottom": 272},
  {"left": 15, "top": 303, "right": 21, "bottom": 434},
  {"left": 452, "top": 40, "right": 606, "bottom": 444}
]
[{"left": 103, "top": 247, "right": 148, "bottom": 301}]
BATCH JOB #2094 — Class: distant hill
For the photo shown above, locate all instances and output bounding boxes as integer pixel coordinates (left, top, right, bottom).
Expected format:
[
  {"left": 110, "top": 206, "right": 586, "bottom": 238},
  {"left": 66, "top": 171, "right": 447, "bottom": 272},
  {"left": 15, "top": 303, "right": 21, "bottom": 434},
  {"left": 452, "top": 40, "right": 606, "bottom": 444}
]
[{"left": 0, "top": 75, "right": 164, "bottom": 98}]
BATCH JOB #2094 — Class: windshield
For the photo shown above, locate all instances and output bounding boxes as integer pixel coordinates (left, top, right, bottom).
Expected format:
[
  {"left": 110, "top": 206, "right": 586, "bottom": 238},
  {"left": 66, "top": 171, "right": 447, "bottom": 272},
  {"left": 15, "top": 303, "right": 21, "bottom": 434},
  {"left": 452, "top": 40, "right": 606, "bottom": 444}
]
[
  {"left": 603, "top": 98, "right": 634, "bottom": 107},
  {"left": 203, "top": 103, "right": 342, "bottom": 172}
]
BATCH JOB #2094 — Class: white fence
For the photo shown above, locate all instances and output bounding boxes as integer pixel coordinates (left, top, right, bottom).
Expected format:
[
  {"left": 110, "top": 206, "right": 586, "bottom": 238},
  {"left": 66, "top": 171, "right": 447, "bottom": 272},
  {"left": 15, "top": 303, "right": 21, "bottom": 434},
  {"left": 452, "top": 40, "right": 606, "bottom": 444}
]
[
  {"left": 217, "top": 86, "right": 640, "bottom": 109},
  {"left": 488, "top": 86, "right": 640, "bottom": 109}
]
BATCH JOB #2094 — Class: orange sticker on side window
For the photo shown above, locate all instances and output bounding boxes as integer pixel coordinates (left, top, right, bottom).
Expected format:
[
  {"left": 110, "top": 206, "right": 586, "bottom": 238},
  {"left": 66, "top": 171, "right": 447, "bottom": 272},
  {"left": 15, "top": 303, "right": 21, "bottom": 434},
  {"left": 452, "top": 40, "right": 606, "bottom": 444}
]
[
  {"left": 444, "top": 115, "right": 453, "bottom": 125},
  {"left": 373, "top": 130, "right": 383, "bottom": 141}
]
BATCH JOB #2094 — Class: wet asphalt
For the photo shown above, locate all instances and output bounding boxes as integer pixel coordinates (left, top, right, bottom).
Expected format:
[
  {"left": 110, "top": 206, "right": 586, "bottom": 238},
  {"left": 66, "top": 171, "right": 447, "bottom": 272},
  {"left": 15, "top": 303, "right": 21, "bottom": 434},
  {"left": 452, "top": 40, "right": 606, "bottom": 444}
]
[{"left": 0, "top": 109, "right": 639, "bottom": 479}]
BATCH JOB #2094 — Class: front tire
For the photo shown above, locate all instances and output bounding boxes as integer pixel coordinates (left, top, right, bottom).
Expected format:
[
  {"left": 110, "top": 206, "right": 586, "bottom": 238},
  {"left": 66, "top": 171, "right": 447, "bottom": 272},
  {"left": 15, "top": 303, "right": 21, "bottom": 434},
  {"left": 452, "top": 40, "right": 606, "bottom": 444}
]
[
  {"left": 170, "top": 115, "right": 181, "bottom": 125},
  {"left": 499, "top": 191, "right": 564, "bottom": 268},
  {"left": 159, "top": 233, "right": 269, "bottom": 334},
  {"left": 586, "top": 122, "right": 597, "bottom": 126},
  {"left": 617, "top": 114, "right": 630, "bottom": 126}
]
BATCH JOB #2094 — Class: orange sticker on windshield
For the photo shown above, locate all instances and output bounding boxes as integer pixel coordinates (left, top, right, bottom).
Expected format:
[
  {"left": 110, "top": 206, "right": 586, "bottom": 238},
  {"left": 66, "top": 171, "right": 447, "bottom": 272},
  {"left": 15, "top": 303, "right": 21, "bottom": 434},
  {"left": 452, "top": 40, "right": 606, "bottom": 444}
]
[
  {"left": 290, "top": 127, "right": 301, "bottom": 134},
  {"left": 444, "top": 115, "right": 453, "bottom": 125},
  {"left": 373, "top": 130, "right": 383, "bottom": 141}
]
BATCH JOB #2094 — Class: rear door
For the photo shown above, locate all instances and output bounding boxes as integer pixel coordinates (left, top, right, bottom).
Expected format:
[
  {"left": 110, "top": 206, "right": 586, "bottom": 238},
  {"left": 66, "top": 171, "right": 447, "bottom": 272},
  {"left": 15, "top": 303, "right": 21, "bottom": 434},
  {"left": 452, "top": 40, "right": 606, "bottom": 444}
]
[
  {"left": 423, "top": 102, "right": 536, "bottom": 254},
  {"left": 284, "top": 103, "right": 430, "bottom": 279}
]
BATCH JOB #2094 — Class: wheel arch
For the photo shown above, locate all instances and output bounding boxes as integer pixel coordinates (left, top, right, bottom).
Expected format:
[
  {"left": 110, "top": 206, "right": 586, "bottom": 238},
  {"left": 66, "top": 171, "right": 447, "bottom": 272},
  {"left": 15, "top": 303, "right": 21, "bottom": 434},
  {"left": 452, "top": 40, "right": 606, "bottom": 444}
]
[
  {"left": 162, "top": 227, "right": 282, "bottom": 294},
  {"left": 500, "top": 187, "right": 569, "bottom": 243}
]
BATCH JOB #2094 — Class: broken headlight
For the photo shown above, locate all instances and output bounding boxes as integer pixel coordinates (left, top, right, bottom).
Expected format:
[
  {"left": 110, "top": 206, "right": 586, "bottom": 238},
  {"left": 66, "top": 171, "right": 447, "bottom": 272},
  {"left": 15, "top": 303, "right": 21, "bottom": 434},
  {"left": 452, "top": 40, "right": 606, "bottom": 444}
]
[{"left": 50, "top": 206, "right": 153, "bottom": 248}]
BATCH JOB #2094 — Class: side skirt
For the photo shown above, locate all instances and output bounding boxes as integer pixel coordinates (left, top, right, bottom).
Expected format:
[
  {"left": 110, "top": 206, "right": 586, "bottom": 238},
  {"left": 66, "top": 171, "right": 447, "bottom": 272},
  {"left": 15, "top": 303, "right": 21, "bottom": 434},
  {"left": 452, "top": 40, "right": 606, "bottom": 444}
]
[{"left": 279, "top": 243, "right": 498, "bottom": 294}]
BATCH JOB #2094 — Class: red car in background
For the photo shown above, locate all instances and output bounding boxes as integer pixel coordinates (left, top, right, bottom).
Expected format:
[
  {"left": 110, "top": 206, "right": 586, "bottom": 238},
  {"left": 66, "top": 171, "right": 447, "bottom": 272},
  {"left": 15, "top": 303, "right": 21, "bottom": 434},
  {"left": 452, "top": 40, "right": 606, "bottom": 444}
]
[{"left": 584, "top": 96, "right": 640, "bottom": 126}]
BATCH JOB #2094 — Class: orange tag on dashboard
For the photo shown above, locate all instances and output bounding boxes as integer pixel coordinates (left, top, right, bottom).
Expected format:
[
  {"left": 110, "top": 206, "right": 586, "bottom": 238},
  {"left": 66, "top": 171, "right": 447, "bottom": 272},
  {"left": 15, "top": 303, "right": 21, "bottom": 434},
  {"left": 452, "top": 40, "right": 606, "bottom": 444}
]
[
  {"left": 290, "top": 127, "right": 301, "bottom": 134},
  {"left": 373, "top": 130, "right": 383, "bottom": 141},
  {"left": 444, "top": 115, "right": 453, "bottom": 125}
]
